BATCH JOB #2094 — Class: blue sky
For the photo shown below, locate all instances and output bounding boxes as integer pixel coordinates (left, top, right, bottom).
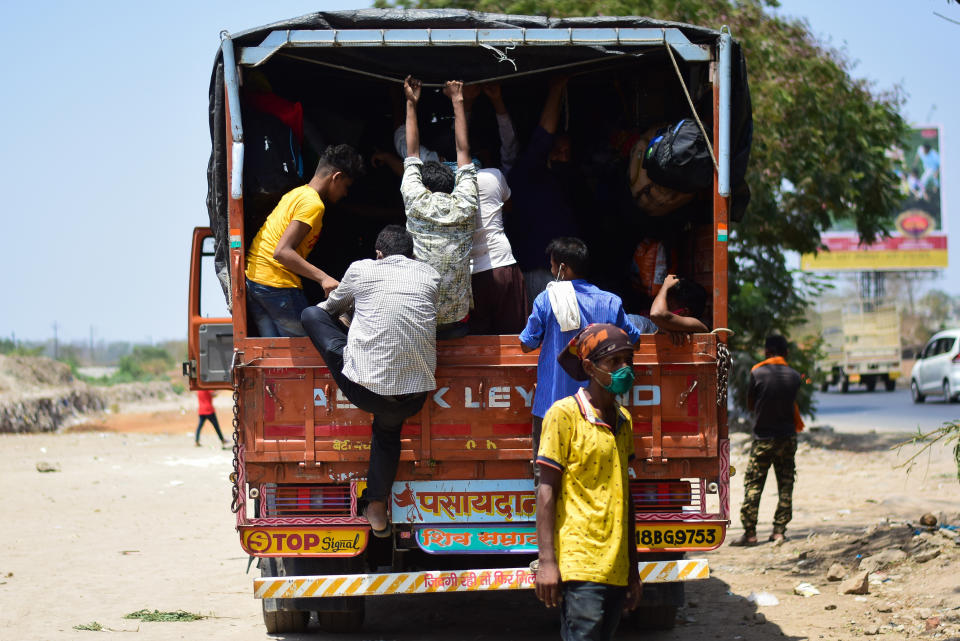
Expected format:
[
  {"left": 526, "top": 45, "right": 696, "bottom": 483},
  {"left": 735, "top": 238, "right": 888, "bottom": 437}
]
[{"left": 0, "top": 0, "right": 956, "bottom": 343}]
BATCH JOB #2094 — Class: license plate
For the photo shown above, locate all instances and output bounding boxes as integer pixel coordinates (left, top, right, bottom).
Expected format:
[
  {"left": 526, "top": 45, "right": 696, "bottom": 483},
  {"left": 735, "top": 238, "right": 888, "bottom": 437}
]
[{"left": 635, "top": 524, "right": 723, "bottom": 550}]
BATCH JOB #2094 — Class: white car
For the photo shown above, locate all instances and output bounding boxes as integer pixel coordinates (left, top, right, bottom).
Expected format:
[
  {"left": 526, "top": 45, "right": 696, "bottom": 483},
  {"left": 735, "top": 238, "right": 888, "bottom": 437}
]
[{"left": 910, "top": 329, "right": 960, "bottom": 403}]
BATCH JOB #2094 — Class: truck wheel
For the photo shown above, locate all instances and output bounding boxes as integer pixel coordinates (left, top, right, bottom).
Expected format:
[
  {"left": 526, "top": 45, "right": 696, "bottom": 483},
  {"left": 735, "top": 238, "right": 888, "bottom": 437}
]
[
  {"left": 840, "top": 377, "right": 850, "bottom": 393},
  {"left": 820, "top": 381, "right": 829, "bottom": 393},
  {"left": 911, "top": 380, "right": 925, "bottom": 404},
  {"left": 629, "top": 604, "right": 678, "bottom": 630},
  {"left": 262, "top": 605, "right": 309, "bottom": 634},
  {"left": 885, "top": 377, "right": 896, "bottom": 392},
  {"left": 291, "top": 555, "right": 367, "bottom": 633},
  {"left": 943, "top": 380, "right": 956, "bottom": 403},
  {"left": 259, "top": 558, "right": 311, "bottom": 634},
  {"left": 864, "top": 377, "right": 877, "bottom": 392}
]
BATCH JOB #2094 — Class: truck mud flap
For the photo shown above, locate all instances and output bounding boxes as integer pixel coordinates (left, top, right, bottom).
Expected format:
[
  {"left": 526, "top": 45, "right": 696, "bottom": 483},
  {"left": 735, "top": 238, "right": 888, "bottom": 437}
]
[{"left": 254, "top": 558, "right": 709, "bottom": 598}]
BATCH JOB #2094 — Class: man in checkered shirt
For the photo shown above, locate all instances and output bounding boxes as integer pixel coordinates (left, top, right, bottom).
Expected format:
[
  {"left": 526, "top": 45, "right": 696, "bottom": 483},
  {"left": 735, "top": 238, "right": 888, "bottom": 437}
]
[
  {"left": 301, "top": 225, "right": 440, "bottom": 537},
  {"left": 400, "top": 75, "right": 478, "bottom": 339}
]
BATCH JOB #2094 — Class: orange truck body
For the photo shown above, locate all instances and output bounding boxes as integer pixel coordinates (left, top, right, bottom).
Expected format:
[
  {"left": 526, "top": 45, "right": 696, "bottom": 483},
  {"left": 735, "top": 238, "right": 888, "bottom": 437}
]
[{"left": 186, "top": 11, "right": 747, "bottom": 632}]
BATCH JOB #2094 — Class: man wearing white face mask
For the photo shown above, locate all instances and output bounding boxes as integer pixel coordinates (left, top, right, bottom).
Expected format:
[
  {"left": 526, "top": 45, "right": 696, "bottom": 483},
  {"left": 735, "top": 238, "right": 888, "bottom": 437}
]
[{"left": 519, "top": 237, "right": 641, "bottom": 477}]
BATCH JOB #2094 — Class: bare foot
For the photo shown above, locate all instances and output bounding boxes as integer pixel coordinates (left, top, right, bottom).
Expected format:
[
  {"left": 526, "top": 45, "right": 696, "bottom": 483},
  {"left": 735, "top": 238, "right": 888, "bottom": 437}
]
[{"left": 363, "top": 500, "right": 391, "bottom": 537}]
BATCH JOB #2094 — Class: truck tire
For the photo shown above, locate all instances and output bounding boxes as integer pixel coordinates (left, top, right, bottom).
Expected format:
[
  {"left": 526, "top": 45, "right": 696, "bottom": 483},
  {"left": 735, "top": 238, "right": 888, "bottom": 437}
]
[
  {"left": 629, "top": 604, "right": 678, "bottom": 630},
  {"left": 288, "top": 556, "right": 366, "bottom": 633},
  {"left": 840, "top": 377, "right": 850, "bottom": 393},
  {"left": 885, "top": 377, "right": 896, "bottom": 392},
  {"left": 943, "top": 380, "right": 956, "bottom": 403},
  {"left": 262, "top": 604, "right": 309, "bottom": 634},
  {"left": 259, "top": 557, "right": 311, "bottom": 634},
  {"left": 820, "top": 380, "right": 829, "bottom": 393},
  {"left": 864, "top": 377, "right": 877, "bottom": 392},
  {"left": 911, "top": 380, "right": 925, "bottom": 404}
]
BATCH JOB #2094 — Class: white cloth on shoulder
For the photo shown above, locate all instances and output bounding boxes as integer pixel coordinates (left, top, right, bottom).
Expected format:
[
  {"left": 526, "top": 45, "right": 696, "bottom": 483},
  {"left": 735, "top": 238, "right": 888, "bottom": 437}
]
[{"left": 546, "top": 280, "right": 581, "bottom": 332}]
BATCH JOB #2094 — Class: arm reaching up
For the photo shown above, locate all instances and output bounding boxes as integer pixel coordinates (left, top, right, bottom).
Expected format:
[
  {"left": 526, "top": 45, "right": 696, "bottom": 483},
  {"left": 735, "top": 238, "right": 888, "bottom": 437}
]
[
  {"left": 444, "top": 80, "right": 471, "bottom": 167},
  {"left": 539, "top": 77, "right": 567, "bottom": 135},
  {"left": 484, "top": 83, "right": 519, "bottom": 173},
  {"left": 404, "top": 75, "right": 422, "bottom": 159}
]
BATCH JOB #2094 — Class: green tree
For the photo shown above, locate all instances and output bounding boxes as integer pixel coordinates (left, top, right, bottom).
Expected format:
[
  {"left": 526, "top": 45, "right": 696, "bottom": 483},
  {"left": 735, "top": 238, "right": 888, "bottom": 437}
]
[
  {"left": 0, "top": 338, "right": 45, "bottom": 357},
  {"left": 374, "top": 0, "right": 907, "bottom": 416},
  {"left": 918, "top": 289, "right": 957, "bottom": 333},
  {"left": 116, "top": 345, "right": 174, "bottom": 381}
]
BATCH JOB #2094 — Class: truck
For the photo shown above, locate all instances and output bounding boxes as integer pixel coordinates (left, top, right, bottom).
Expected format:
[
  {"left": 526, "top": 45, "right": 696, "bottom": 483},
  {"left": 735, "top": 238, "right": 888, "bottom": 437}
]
[
  {"left": 817, "top": 306, "right": 902, "bottom": 393},
  {"left": 185, "top": 9, "right": 751, "bottom": 634}
]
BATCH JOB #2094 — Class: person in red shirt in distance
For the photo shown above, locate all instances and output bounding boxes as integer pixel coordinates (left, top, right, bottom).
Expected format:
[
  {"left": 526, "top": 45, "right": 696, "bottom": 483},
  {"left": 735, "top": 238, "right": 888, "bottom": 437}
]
[{"left": 195, "top": 390, "right": 228, "bottom": 449}]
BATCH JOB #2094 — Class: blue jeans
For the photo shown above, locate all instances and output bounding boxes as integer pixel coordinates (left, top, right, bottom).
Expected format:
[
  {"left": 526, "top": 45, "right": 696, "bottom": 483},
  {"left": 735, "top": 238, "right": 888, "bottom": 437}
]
[
  {"left": 560, "top": 581, "right": 627, "bottom": 641},
  {"left": 245, "top": 278, "right": 309, "bottom": 338}
]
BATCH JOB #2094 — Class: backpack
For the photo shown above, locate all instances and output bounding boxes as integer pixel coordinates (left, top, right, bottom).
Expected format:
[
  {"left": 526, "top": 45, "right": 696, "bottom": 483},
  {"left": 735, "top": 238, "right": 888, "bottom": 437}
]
[
  {"left": 242, "top": 109, "right": 303, "bottom": 200},
  {"left": 628, "top": 130, "right": 694, "bottom": 217},
  {"left": 241, "top": 110, "right": 305, "bottom": 247},
  {"left": 643, "top": 119, "right": 713, "bottom": 194}
]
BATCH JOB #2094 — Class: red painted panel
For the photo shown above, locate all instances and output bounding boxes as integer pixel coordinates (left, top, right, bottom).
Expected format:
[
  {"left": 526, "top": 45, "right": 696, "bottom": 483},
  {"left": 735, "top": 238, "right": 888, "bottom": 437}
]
[
  {"left": 432, "top": 424, "right": 471, "bottom": 436},
  {"left": 493, "top": 423, "right": 532, "bottom": 436},
  {"left": 663, "top": 421, "right": 699, "bottom": 434}
]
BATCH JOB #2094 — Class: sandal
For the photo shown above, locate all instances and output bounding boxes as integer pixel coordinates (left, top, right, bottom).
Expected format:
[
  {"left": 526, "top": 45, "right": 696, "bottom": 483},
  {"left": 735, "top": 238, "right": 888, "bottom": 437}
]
[
  {"left": 730, "top": 534, "right": 758, "bottom": 547},
  {"left": 362, "top": 502, "right": 393, "bottom": 539}
]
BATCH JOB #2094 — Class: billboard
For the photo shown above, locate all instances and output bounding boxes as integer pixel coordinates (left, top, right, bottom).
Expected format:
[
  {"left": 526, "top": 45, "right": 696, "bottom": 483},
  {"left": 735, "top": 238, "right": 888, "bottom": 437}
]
[{"left": 801, "top": 126, "right": 945, "bottom": 271}]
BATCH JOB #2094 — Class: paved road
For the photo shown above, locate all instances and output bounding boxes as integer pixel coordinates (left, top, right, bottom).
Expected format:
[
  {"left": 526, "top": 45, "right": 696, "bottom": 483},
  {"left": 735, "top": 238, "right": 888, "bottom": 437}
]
[{"left": 811, "top": 387, "right": 960, "bottom": 434}]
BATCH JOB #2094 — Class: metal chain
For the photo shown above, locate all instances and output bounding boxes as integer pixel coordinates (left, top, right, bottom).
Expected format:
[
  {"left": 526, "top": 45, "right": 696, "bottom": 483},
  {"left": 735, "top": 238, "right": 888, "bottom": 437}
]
[
  {"left": 230, "top": 384, "right": 242, "bottom": 514},
  {"left": 716, "top": 341, "right": 731, "bottom": 407}
]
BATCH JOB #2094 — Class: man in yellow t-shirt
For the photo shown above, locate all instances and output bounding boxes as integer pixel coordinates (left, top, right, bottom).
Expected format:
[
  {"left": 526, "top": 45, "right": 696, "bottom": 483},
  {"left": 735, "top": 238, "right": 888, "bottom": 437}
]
[
  {"left": 245, "top": 144, "right": 364, "bottom": 337},
  {"left": 535, "top": 323, "right": 643, "bottom": 641}
]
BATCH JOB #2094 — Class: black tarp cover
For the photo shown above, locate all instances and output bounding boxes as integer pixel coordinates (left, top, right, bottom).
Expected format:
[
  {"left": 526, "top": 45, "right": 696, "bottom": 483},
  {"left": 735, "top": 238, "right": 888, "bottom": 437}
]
[{"left": 206, "top": 9, "right": 751, "bottom": 306}]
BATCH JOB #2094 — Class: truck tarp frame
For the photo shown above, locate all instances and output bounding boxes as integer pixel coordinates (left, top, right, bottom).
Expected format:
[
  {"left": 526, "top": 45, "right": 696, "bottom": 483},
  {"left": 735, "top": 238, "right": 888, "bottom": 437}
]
[{"left": 206, "top": 9, "right": 751, "bottom": 306}]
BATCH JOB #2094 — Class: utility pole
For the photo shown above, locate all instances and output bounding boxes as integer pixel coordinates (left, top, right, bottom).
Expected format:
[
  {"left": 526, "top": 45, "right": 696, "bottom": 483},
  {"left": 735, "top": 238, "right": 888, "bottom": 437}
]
[
  {"left": 89, "top": 325, "right": 95, "bottom": 364},
  {"left": 859, "top": 271, "right": 886, "bottom": 312},
  {"left": 52, "top": 322, "right": 59, "bottom": 360}
]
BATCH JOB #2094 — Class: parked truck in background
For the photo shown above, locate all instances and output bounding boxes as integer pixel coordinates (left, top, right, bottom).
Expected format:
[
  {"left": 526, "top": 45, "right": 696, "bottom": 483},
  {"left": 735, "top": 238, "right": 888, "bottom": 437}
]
[
  {"left": 817, "top": 306, "right": 902, "bottom": 393},
  {"left": 184, "top": 9, "right": 751, "bottom": 634}
]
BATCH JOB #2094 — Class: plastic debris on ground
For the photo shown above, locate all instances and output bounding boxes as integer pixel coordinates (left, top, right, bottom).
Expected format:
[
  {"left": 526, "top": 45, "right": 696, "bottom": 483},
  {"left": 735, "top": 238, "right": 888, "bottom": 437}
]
[
  {"left": 747, "top": 591, "right": 780, "bottom": 606},
  {"left": 794, "top": 582, "right": 821, "bottom": 597}
]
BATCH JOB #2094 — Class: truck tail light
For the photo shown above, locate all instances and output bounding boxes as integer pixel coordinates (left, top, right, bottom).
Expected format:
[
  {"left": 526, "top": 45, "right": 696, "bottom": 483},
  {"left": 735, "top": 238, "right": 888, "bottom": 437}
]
[
  {"left": 630, "top": 480, "right": 694, "bottom": 513},
  {"left": 261, "top": 484, "right": 352, "bottom": 517}
]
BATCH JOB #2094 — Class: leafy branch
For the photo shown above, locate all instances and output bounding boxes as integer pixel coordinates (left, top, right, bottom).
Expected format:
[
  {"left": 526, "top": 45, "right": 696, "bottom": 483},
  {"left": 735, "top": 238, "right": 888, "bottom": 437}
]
[{"left": 893, "top": 420, "right": 960, "bottom": 482}]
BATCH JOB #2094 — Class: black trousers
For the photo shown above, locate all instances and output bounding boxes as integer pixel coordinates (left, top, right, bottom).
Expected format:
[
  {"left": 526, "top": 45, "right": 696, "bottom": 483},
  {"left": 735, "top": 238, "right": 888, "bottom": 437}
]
[
  {"left": 301, "top": 307, "right": 427, "bottom": 502},
  {"left": 195, "top": 413, "right": 225, "bottom": 443}
]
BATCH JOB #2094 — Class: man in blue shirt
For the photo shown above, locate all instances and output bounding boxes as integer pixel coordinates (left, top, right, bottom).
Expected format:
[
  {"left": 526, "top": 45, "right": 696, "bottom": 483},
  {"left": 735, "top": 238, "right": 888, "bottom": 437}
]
[{"left": 519, "top": 237, "right": 641, "bottom": 477}]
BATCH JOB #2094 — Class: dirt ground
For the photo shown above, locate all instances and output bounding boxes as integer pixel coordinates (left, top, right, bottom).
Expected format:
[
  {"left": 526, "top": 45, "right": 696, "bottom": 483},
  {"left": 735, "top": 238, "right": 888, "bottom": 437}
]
[{"left": 1, "top": 401, "right": 958, "bottom": 641}]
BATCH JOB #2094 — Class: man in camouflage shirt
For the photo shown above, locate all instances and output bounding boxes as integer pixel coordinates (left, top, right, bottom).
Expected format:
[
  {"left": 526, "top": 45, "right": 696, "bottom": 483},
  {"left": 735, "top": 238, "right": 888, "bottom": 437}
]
[
  {"left": 400, "top": 75, "right": 478, "bottom": 339},
  {"left": 733, "top": 335, "right": 803, "bottom": 546}
]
